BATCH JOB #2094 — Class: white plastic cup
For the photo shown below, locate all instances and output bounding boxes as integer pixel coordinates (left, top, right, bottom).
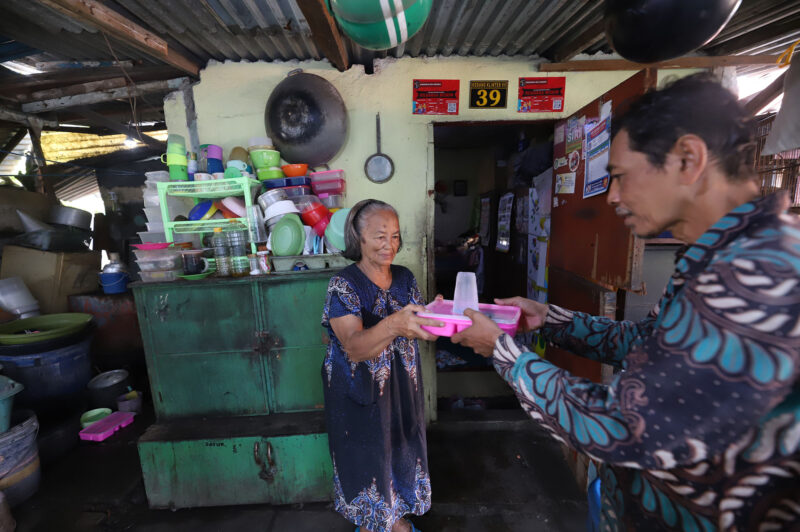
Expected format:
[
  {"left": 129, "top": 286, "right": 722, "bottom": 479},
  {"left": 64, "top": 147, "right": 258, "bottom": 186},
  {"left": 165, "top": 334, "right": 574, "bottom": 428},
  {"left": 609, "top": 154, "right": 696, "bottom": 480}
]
[{"left": 452, "top": 271, "right": 479, "bottom": 316}]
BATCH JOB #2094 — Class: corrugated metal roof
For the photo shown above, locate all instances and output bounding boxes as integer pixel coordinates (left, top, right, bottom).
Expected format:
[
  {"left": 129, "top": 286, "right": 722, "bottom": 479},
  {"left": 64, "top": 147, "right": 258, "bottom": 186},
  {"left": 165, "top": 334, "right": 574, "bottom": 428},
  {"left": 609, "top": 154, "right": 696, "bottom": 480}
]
[{"left": 1, "top": 0, "right": 797, "bottom": 70}]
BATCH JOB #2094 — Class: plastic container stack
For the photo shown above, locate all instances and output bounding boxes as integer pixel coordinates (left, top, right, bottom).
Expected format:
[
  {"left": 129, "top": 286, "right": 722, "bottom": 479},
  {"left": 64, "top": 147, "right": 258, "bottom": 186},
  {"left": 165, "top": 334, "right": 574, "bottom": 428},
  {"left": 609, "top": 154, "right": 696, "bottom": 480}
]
[
  {"left": 133, "top": 247, "right": 183, "bottom": 283},
  {"left": 140, "top": 171, "right": 194, "bottom": 244}
]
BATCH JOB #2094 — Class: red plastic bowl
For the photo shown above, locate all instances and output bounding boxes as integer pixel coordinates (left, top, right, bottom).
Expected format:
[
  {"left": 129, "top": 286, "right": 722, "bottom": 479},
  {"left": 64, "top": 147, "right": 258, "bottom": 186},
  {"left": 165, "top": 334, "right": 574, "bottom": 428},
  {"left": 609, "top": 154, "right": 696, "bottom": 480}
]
[
  {"left": 281, "top": 164, "right": 308, "bottom": 177},
  {"left": 300, "top": 202, "right": 330, "bottom": 227}
]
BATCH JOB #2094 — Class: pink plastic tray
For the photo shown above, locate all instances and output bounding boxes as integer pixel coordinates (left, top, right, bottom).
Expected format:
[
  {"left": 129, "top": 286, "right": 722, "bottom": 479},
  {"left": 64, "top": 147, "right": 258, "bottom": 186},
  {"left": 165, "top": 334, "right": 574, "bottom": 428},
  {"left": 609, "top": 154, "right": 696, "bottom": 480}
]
[
  {"left": 311, "top": 178, "right": 345, "bottom": 195},
  {"left": 132, "top": 242, "right": 172, "bottom": 250},
  {"left": 418, "top": 299, "right": 521, "bottom": 337},
  {"left": 79, "top": 411, "right": 135, "bottom": 442}
]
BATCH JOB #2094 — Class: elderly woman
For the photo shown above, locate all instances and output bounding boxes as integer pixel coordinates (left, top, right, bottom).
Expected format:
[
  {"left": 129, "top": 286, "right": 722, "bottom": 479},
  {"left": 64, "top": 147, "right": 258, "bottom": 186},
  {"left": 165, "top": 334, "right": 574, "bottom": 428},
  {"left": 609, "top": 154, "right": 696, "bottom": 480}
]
[{"left": 321, "top": 199, "right": 443, "bottom": 532}]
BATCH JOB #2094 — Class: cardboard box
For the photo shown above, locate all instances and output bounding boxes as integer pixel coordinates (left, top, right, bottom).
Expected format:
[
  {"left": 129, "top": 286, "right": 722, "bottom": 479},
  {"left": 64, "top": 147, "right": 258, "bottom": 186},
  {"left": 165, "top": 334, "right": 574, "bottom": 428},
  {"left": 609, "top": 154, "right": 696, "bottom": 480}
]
[{"left": 0, "top": 245, "right": 101, "bottom": 314}]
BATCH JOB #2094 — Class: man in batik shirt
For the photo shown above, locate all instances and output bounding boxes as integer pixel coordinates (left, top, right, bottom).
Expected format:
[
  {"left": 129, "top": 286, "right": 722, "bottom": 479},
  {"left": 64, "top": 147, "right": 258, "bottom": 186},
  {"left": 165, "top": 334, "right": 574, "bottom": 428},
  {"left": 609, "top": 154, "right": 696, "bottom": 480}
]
[{"left": 453, "top": 74, "right": 800, "bottom": 531}]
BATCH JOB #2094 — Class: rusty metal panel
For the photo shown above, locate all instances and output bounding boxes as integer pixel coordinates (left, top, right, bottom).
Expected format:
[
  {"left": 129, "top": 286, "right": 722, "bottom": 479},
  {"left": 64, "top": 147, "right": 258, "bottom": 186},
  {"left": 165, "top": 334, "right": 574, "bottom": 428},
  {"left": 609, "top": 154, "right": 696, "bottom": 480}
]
[
  {"left": 68, "top": 293, "right": 143, "bottom": 352},
  {"left": 545, "top": 267, "right": 617, "bottom": 383},
  {"left": 550, "top": 70, "right": 651, "bottom": 291}
]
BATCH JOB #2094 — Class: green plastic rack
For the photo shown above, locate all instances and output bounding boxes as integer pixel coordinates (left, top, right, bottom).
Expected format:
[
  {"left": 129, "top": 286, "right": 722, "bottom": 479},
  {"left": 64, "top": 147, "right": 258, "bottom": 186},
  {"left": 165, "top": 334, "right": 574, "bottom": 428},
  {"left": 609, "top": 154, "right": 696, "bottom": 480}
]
[{"left": 156, "top": 177, "right": 260, "bottom": 254}]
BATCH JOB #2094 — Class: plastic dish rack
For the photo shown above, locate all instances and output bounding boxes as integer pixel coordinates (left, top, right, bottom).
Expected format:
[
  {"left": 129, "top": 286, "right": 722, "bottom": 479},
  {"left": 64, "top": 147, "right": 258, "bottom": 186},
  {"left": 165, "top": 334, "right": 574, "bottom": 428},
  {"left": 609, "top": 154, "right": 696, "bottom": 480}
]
[
  {"left": 418, "top": 299, "right": 521, "bottom": 337},
  {"left": 271, "top": 254, "right": 350, "bottom": 273},
  {"left": 157, "top": 177, "right": 260, "bottom": 254}
]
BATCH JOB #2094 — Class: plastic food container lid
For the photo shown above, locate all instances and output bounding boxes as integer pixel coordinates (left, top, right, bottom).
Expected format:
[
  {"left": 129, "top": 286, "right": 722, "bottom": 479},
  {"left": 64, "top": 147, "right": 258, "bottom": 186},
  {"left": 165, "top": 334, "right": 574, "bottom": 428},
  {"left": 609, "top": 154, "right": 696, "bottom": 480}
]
[
  {"left": 309, "top": 169, "right": 345, "bottom": 181},
  {"left": 188, "top": 200, "right": 215, "bottom": 221},
  {"left": 221, "top": 196, "right": 246, "bottom": 217}
]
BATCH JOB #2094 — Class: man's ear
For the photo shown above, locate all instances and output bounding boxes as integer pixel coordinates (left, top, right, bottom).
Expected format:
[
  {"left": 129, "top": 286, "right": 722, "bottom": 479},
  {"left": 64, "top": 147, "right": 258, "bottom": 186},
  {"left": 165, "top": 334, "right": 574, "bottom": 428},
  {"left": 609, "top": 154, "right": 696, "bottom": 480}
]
[{"left": 673, "top": 134, "right": 708, "bottom": 186}]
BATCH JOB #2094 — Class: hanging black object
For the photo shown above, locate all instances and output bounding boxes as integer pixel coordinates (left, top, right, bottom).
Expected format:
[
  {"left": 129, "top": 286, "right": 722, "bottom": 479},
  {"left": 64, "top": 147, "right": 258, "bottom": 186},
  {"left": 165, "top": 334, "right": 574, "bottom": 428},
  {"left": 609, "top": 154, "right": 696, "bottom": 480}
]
[
  {"left": 605, "top": 0, "right": 742, "bottom": 63},
  {"left": 265, "top": 70, "right": 347, "bottom": 166}
]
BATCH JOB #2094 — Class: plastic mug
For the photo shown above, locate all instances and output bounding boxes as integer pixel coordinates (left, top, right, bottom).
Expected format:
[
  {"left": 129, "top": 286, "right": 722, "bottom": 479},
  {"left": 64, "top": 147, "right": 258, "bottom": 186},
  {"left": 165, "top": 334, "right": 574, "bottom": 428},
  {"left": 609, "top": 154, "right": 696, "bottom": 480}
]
[
  {"left": 161, "top": 153, "right": 188, "bottom": 165},
  {"left": 193, "top": 172, "right": 212, "bottom": 181},
  {"left": 227, "top": 160, "right": 248, "bottom": 172},
  {"left": 181, "top": 251, "right": 212, "bottom": 275}
]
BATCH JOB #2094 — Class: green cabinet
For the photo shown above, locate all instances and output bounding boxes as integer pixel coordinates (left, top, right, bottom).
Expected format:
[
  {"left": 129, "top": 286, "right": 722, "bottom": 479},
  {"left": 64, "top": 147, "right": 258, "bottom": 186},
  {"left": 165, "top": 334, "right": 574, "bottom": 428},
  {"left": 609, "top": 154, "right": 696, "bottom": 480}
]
[
  {"left": 132, "top": 272, "right": 338, "bottom": 508},
  {"left": 138, "top": 413, "right": 332, "bottom": 509}
]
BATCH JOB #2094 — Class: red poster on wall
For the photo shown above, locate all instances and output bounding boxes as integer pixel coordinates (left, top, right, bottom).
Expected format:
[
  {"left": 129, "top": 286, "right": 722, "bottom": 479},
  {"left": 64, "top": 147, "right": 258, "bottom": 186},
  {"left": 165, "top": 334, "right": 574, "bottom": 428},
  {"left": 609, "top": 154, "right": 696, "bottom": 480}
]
[
  {"left": 518, "top": 77, "right": 566, "bottom": 113},
  {"left": 412, "top": 79, "right": 459, "bottom": 115}
]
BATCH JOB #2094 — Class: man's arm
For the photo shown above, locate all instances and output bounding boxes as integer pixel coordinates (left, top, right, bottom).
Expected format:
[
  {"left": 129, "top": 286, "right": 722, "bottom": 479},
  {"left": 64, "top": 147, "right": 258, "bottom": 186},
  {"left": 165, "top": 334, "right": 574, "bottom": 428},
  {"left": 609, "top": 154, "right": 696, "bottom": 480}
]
[
  {"left": 538, "top": 302, "right": 659, "bottom": 368},
  {"left": 494, "top": 258, "right": 800, "bottom": 470}
]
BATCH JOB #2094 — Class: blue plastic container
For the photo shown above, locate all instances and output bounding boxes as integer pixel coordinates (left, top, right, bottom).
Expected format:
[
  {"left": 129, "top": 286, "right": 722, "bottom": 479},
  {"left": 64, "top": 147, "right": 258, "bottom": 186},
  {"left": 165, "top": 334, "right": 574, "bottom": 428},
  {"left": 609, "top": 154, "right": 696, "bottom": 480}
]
[
  {"left": 0, "top": 336, "right": 92, "bottom": 419},
  {"left": 98, "top": 272, "right": 129, "bottom": 294},
  {"left": 262, "top": 176, "right": 312, "bottom": 189},
  {"left": 0, "top": 376, "right": 23, "bottom": 433}
]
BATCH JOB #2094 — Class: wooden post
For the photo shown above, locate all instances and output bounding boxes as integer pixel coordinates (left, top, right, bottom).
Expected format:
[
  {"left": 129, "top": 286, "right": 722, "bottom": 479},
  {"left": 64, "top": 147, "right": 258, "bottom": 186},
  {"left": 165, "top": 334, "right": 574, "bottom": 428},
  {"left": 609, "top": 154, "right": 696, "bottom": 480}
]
[{"left": 26, "top": 121, "right": 52, "bottom": 197}]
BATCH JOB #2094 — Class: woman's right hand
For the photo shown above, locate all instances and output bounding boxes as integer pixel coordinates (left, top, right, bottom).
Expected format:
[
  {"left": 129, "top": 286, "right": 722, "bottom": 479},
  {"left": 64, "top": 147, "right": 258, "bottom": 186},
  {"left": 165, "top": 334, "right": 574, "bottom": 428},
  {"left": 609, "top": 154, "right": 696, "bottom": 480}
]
[
  {"left": 494, "top": 296, "right": 548, "bottom": 332},
  {"left": 386, "top": 304, "right": 443, "bottom": 342}
]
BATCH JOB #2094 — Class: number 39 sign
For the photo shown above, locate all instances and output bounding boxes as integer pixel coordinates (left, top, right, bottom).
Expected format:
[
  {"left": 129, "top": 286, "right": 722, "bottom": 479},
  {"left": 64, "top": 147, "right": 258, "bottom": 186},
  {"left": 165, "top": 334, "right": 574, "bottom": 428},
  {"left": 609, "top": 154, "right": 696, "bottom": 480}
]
[{"left": 469, "top": 80, "right": 508, "bottom": 109}]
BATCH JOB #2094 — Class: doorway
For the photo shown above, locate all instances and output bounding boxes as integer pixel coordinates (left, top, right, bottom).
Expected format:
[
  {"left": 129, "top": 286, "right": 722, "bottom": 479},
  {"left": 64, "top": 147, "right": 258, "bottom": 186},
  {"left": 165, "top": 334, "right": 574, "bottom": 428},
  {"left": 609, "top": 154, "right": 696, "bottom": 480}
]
[{"left": 431, "top": 120, "right": 556, "bottom": 409}]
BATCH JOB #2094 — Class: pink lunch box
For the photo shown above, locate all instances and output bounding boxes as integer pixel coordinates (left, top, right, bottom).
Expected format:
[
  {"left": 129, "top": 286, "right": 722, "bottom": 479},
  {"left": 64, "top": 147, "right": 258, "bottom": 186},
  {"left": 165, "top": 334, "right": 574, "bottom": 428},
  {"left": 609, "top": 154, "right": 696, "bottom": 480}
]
[{"left": 418, "top": 299, "right": 521, "bottom": 337}]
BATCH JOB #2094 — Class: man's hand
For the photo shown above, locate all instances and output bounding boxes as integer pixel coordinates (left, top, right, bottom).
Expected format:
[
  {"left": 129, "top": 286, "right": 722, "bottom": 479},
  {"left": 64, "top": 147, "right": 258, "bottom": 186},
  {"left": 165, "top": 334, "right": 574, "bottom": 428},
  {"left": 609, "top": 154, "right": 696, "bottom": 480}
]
[
  {"left": 494, "top": 296, "right": 548, "bottom": 333},
  {"left": 451, "top": 309, "right": 503, "bottom": 357}
]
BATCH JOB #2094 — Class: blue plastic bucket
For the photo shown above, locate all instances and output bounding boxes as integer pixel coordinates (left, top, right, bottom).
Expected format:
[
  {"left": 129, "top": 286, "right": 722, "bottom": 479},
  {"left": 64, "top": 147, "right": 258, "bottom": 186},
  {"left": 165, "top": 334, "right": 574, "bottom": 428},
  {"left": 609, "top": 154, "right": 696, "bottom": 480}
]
[{"left": 99, "top": 272, "right": 129, "bottom": 294}]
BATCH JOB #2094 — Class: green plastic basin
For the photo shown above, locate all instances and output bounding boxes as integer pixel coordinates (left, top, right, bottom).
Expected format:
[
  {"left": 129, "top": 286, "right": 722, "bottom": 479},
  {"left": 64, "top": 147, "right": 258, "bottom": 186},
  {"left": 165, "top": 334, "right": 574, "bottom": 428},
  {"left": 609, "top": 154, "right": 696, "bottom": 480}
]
[{"left": 0, "top": 313, "right": 92, "bottom": 346}]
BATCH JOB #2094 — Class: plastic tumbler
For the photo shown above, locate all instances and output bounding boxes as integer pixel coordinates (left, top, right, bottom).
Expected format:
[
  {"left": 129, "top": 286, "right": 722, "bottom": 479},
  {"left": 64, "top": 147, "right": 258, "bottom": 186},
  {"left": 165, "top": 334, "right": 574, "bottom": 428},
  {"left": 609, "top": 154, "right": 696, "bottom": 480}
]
[{"left": 452, "top": 271, "right": 479, "bottom": 315}]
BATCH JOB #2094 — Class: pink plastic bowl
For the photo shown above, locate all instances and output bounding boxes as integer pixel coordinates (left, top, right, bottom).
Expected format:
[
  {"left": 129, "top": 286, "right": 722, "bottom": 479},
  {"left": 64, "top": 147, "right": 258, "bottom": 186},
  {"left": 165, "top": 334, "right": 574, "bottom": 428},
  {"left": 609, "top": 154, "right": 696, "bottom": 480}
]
[{"left": 418, "top": 299, "right": 521, "bottom": 337}]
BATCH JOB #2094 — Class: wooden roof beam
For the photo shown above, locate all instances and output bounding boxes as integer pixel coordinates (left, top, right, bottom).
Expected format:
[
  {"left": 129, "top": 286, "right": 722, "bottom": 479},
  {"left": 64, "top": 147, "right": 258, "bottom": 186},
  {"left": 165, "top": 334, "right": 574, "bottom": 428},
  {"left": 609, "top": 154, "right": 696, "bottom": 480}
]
[
  {"left": 550, "top": 19, "right": 606, "bottom": 63},
  {"left": 297, "top": 0, "right": 350, "bottom": 72},
  {"left": 539, "top": 54, "right": 782, "bottom": 72},
  {"left": 73, "top": 106, "right": 165, "bottom": 150},
  {"left": 0, "top": 106, "right": 59, "bottom": 128},
  {"left": 21, "top": 77, "right": 191, "bottom": 113},
  {"left": 743, "top": 70, "right": 787, "bottom": 116},
  {"left": 34, "top": 0, "right": 201, "bottom": 76},
  {"left": 0, "top": 128, "right": 29, "bottom": 166},
  {"left": 0, "top": 66, "right": 182, "bottom": 99}
]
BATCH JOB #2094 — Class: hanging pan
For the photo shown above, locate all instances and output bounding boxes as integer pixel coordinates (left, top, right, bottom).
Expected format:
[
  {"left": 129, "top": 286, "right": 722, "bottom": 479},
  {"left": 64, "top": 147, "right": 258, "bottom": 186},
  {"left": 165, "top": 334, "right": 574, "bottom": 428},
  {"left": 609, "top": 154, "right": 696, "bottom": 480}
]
[
  {"left": 365, "top": 114, "right": 394, "bottom": 183},
  {"left": 265, "top": 70, "right": 348, "bottom": 166}
]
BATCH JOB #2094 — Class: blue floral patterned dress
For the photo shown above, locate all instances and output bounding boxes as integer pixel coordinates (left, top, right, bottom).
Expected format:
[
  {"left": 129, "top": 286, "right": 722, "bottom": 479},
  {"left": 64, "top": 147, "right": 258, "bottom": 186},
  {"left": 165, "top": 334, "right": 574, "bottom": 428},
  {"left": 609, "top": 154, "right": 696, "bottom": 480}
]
[
  {"left": 321, "top": 263, "right": 431, "bottom": 531},
  {"left": 492, "top": 193, "right": 800, "bottom": 531}
]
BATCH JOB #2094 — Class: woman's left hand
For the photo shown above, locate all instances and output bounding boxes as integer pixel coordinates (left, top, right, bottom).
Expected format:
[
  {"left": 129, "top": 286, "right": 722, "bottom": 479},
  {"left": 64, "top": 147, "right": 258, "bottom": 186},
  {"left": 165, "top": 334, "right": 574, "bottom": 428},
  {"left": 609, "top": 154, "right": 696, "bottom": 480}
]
[{"left": 451, "top": 309, "right": 503, "bottom": 357}]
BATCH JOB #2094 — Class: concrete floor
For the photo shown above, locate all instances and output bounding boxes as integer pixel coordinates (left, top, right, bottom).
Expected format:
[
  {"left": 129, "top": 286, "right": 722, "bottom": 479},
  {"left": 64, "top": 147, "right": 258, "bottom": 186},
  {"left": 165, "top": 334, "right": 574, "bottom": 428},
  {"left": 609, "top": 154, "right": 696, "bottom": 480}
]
[{"left": 13, "top": 408, "right": 586, "bottom": 532}]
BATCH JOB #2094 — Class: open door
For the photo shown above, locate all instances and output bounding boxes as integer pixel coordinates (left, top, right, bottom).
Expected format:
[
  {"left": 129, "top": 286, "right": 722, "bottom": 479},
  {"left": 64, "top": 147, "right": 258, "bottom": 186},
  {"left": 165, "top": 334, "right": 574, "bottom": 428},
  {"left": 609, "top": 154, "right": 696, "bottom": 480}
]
[{"left": 547, "top": 70, "right": 656, "bottom": 381}]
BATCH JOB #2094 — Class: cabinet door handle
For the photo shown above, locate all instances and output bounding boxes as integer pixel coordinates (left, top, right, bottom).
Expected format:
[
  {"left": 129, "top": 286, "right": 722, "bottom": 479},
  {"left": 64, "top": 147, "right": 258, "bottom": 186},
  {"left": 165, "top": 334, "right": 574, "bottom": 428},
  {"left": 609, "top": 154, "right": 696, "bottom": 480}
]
[{"left": 253, "top": 441, "right": 277, "bottom": 482}]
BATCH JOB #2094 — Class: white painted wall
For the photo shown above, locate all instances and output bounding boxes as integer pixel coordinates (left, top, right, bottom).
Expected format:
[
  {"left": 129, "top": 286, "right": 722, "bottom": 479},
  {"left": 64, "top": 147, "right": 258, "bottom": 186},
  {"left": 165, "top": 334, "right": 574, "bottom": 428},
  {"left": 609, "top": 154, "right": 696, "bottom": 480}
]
[{"left": 163, "top": 56, "right": 688, "bottom": 420}]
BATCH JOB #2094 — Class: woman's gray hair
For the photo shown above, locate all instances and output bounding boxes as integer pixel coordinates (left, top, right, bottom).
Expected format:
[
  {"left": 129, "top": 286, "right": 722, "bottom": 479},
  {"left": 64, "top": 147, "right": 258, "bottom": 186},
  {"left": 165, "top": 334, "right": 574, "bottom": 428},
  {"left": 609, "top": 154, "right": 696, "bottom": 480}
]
[{"left": 343, "top": 199, "right": 402, "bottom": 262}]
